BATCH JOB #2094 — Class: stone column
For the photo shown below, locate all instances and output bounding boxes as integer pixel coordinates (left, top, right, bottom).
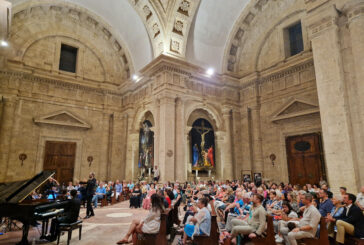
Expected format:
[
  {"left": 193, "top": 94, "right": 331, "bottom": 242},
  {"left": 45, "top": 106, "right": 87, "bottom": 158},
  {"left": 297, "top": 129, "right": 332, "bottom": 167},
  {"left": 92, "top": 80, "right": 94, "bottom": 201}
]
[
  {"left": 186, "top": 126, "right": 192, "bottom": 181},
  {"left": 0, "top": 1, "right": 11, "bottom": 68},
  {"left": 250, "top": 103, "right": 264, "bottom": 175},
  {"left": 344, "top": 0, "right": 364, "bottom": 188},
  {"left": 221, "top": 108, "right": 234, "bottom": 180},
  {"left": 127, "top": 133, "right": 139, "bottom": 181},
  {"left": 158, "top": 96, "right": 176, "bottom": 182},
  {"left": 0, "top": 97, "right": 17, "bottom": 182},
  {"left": 215, "top": 131, "right": 224, "bottom": 180},
  {"left": 306, "top": 3, "right": 358, "bottom": 193},
  {"left": 175, "top": 97, "right": 185, "bottom": 181}
]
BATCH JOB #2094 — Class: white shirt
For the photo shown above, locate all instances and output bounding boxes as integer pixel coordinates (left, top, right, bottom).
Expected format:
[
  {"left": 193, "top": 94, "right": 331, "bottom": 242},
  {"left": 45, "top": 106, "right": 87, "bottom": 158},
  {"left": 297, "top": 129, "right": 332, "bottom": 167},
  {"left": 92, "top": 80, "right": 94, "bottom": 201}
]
[
  {"left": 346, "top": 204, "right": 352, "bottom": 216},
  {"left": 357, "top": 193, "right": 364, "bottom": 208}
]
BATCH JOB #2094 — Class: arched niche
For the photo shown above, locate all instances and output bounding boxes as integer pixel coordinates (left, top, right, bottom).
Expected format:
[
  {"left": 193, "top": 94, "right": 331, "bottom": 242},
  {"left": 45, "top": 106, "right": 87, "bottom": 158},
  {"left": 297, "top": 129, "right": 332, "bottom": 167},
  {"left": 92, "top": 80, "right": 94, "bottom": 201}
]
[{"left": 190, "top": 119, "right": 215, "bottom": 173}]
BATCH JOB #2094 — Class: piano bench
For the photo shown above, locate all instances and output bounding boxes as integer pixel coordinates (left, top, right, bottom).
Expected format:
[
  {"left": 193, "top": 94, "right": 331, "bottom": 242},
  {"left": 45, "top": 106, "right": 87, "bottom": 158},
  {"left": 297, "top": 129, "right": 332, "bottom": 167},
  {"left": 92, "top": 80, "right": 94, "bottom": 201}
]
[{"left": 57, "top": 220, "right": 83, "bottom": 245}]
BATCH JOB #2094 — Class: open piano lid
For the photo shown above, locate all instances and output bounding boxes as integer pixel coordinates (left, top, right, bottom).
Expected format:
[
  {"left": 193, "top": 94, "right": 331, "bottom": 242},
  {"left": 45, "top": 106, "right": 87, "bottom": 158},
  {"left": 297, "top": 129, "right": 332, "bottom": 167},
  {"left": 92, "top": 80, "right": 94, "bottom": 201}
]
[{"left": 0, "top": 170, "right": 55, "bottom": 204}]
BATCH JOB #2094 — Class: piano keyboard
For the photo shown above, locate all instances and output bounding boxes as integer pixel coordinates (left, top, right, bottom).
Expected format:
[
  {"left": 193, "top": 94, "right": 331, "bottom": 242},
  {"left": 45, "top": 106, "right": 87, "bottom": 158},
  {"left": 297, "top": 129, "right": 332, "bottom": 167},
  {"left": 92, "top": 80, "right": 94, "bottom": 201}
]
[{"left": 35, "top": 208, "right": 64, "bottom": 219}]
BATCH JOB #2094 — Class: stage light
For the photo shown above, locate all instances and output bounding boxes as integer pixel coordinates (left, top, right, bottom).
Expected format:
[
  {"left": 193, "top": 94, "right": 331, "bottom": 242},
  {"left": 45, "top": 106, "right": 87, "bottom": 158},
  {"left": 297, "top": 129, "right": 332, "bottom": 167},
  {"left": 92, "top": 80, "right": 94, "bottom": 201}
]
[
  {"left": 0, "top": 40, "right": 8, "bottom": 47},
  {"left": 206, "top": 68, "right": 214, "bottom": 76}
]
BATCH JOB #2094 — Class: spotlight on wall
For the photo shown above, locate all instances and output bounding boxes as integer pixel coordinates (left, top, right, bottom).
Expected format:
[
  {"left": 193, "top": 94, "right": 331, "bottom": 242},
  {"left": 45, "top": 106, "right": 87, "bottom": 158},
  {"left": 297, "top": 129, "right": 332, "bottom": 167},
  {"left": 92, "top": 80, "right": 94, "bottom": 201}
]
[
  {"left": 206, "top": 68, "right": 215, "bottom": 76},
  {"left": 19, "top": 153, "right": 27, "bottom": 166},
  {"left": 0, "top": 40, "right": 8, "bottom": 47}
]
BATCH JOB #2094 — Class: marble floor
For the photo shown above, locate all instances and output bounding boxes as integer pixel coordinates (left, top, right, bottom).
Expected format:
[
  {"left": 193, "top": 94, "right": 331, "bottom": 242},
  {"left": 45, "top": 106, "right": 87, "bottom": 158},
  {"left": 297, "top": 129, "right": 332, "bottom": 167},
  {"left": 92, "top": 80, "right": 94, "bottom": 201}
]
[{"left": 0, "top": 201, "right": 148, "bottom": 245}]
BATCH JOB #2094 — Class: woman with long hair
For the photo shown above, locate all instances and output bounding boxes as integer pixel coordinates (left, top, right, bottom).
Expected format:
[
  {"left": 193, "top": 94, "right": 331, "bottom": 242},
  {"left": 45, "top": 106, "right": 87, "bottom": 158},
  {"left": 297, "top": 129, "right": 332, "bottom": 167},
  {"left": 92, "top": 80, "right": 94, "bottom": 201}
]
[{"left": 117, "top": 194, "right": 165, "bottom": 244}]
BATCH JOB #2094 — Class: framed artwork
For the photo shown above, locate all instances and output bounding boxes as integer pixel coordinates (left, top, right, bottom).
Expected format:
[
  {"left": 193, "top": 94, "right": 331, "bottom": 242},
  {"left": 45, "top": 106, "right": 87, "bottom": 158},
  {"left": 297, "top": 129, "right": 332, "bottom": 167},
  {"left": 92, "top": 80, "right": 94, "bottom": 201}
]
[
  {"left": 253, "top": 172, "right": 262, "bottom": 184},
  {"left": 241, "top": 170, "right": 252, "bottom": 183}
]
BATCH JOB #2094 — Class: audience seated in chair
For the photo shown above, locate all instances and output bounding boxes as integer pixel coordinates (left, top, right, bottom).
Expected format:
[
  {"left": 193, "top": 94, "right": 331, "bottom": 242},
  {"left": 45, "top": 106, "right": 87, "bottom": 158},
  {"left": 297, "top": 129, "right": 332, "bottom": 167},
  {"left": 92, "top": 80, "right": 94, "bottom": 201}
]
[
  {"left": 181, "top": 196, "right": 211, "bottom": 245},
  {"left": 130, "top": 184, "right": 142, "bottom": 208},
  {"left": 116, "top": 193, "right": 165, "bottom": 244},
  {"left": 327, "top": 193, "right": 364, "bottom": 244},
  {"left": 92, "top": 182, "right": 106, "bottom": 208},
  {"left": 229, "top": 193, "right": 266, "bottom": 245},
  {"left": 278, "top": 193, "right": 321, "bottom": 245}
]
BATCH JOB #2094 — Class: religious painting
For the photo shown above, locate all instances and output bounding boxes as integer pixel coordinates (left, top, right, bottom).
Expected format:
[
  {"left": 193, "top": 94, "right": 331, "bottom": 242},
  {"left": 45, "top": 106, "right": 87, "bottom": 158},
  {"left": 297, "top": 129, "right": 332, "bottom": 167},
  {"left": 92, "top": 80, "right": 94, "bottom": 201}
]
[
  {"left": 138, "top": 120, "right": 154, "bottom": 176},
  {"left": 190, "top": 118, "right": 215, "bottom": 171}
]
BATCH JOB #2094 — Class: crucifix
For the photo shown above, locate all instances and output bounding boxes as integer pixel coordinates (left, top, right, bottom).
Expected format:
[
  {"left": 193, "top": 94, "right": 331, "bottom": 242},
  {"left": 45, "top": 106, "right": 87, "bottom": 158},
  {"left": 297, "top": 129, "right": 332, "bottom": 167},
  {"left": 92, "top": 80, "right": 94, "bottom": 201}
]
[{"left": 194, "top": 120, "right": 212, "bottom": 150}]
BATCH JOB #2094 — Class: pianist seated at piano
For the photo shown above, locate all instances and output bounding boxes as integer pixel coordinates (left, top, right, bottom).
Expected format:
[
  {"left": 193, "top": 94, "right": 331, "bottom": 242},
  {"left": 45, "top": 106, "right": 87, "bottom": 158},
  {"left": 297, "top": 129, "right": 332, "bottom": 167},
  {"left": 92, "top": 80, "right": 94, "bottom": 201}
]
[
  {"left": 92, "top": 182, "right": 106, "bottom": 208},
  {"left": 46, "top": 189, "right": 81, "bottom": 242}
]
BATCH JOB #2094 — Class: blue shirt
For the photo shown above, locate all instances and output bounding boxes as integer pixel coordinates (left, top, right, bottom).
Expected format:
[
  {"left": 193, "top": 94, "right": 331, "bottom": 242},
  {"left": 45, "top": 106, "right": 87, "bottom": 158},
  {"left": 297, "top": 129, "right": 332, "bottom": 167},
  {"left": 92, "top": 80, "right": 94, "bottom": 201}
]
[
  {"left": 115, "top": 184, "right": 122, "bottom": 192},
  {"left": 234, "top": 199, "right": 244, "bottom": 215},
  {"left": 330, "top": 206, "right": 344, "bottom": 219},
  {"left": 319, "top": 198, "right": 334, "bottom": 217},
  {"left": 95, "top": 186, "right": 106, "bottom": 194}
]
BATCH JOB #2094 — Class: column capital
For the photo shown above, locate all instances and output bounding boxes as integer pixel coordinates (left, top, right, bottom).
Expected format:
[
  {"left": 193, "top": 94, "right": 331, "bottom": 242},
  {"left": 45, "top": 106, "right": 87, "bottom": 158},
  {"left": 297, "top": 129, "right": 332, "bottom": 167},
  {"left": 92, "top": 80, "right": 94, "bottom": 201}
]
[
  {"left": 306, "top": 4, "right": 339, "bottom": 39},
  {"left": 343, "top": 0, "right": 364, "bottom": 23}
]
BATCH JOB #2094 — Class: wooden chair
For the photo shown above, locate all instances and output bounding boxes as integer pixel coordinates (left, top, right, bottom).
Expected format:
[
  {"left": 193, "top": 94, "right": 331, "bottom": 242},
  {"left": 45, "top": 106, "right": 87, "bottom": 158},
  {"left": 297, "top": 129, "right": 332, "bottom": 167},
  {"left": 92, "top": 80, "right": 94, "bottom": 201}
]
[
  {"left": 111, "top": 190, "right": 117, "bottom": 205},
  {"left": 134, "top": 209, "right": 171, "bottom": 245},
  {"left": 251, "top": 215, "right": 276, "bottom": 245},
  {"left": 100, "top": 195, "right": 108, "bottom": 207},
  {"left": 193, "top": 215, "right": 219, "bottom": 245},
  {"left": 223, "top": 215, "right": 276, "bottom": 245},
  {"left": 300, "top": 217, "right": 329, "bottom": 245},
  {"left": 56, "top": 220, "right": 82, "bottom": 245},
  {"left": 345, "top": 235, "right": 364, "bottom": 245}
]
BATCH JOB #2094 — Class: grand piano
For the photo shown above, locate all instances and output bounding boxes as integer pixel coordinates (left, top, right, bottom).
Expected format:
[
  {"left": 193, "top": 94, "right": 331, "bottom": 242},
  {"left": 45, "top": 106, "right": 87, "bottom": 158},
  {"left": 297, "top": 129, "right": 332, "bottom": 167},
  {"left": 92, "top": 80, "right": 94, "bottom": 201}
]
[{"left": 0, "top": 171, "right": 68, "bottom": 245}]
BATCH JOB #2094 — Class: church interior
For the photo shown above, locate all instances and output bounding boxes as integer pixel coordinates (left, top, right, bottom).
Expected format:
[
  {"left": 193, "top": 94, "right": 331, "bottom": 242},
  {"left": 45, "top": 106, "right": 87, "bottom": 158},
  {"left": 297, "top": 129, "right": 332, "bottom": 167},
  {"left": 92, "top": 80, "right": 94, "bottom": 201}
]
[{"left": 0, "top": 0, "right": 364, "bottom": 245}]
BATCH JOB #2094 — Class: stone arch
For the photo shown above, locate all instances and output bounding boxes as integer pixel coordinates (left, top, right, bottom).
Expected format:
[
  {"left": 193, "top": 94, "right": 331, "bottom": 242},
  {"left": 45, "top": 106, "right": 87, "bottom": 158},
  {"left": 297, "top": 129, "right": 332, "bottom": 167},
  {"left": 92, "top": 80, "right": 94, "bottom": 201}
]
[
  {"left": 21, "top": 34, "right": 107, "bottom": 81},
  {"left": 11, "top": 0, "right": 134, "bottom": 81},
  {"left": 223, "top": 0, "right": 304, "bottom": 74},
  {"left": 185, "top": 103, "right": 222, "bottom": 131},
  {"left": 132, "top": 107, "right": 156, "bottom": 133},
  {"left": 254, "top": 9, "right": 305, "bottom": 71}
]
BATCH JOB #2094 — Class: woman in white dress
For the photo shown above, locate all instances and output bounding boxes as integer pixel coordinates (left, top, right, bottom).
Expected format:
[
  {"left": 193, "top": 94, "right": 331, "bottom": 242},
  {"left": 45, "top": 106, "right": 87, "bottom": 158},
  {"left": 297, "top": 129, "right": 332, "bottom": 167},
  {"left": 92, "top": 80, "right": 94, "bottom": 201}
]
[{"left": 116, "top": 193, "right": 165, "bottom": 244}]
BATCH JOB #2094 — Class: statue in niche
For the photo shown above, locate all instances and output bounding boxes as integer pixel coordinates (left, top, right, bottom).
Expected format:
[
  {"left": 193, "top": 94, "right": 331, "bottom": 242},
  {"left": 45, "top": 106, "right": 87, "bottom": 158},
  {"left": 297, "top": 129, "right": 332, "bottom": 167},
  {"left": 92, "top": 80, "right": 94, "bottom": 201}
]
[
  {"left": 191, "top": 119, "right": 215, "bottom": 171},
  {"left": 138, "top": 120, "right": 154, "bottom": 180}
]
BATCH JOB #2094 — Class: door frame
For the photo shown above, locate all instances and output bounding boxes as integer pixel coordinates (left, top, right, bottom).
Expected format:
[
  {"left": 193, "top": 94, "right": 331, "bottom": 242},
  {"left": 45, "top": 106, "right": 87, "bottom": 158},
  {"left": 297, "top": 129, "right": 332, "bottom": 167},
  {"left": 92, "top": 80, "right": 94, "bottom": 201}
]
[
  {"left": 278, "top": 127, "right": 325, "bottom": 183},
  {"left": 285, "top": 132, "right": 326, "bottom": 184},
  {"left": 35, "top": 135, "right": 83, "bottom": 182}
]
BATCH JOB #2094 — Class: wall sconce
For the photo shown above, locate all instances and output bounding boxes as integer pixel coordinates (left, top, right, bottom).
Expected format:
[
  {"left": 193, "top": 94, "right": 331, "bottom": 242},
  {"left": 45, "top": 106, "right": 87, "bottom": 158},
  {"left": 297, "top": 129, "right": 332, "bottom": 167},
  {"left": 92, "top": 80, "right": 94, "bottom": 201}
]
[
  {"left": 87, "top": 156, "right": 93, "bottom": 167},
  {"left": 19, "top": 153, "right": 27, "bottom": 166},
  {"left": 269, "top": 154, "right": 276, "bottom": 166}
]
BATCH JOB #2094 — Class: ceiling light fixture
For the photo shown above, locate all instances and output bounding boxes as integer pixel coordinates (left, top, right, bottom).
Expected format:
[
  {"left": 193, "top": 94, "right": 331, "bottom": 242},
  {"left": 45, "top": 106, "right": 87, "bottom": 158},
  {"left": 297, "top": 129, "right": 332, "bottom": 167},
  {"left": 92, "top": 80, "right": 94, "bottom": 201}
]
[
  {"left": 206, "top": 68, "right": 214, "bottom": 76},
  {"left": 132, "top": 74, "right": 139, "bottom": 81},
  {"left": 0, "top": 40, "right": 8, "bottom": 47}
]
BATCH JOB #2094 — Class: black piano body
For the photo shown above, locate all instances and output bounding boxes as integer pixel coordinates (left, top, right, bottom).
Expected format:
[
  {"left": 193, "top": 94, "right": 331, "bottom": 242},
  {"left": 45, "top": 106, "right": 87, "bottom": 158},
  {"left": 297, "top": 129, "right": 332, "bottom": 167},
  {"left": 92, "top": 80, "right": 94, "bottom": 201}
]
[{"left": 0, "top": 171, "right": 68, "bottom": 245}]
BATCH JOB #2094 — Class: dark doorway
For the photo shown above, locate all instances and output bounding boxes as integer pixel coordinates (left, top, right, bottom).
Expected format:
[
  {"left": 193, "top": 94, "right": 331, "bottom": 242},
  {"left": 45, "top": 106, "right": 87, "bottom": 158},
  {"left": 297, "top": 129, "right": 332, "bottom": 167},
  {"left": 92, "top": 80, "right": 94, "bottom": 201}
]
[
  {"left": 43, "top": 141, "right": 76, "bottom": 186},
  {"left": 286, "top": 133, "right": 325, "bottom": 186}
]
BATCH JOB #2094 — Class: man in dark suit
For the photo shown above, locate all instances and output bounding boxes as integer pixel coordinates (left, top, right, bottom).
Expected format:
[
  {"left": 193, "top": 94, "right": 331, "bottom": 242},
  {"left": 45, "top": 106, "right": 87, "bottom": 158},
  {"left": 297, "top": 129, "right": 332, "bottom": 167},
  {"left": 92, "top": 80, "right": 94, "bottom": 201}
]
[
  {"left": 47, "top": 189, "right": 81, "bottom": 241},
  {"left": 327, "top": 193, "right": 364, "bottom": 244},
  {"left": 82, "top": 172, "right": 96, "bottom": 218}
]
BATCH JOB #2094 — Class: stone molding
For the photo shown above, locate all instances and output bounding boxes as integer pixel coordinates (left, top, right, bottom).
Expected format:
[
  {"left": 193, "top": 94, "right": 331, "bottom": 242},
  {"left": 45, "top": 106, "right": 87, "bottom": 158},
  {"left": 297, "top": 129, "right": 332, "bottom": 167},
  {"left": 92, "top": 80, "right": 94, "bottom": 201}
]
[
  {"left": 270, "top": 98, "right": 319, "bottom": 122},
  {"left": 241, "top": 58, "right": 314, "bottom": 89},
  {"left": 33, "top": 110, "right": 91, "bottom": 129},
  {"left": 306, "top": 4, "right": 339, "bottom": 39}
]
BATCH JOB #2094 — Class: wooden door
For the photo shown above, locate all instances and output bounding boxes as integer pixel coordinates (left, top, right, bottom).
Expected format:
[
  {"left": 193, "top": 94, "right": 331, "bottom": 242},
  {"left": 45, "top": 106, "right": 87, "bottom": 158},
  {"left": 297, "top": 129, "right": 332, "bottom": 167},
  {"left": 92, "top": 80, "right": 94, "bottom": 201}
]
[
  {"left": 43, "top": 141, "right": 76, "bottom": 185},
  {"left": 286, "top": 133, "right": 325, "bottom": 186}
]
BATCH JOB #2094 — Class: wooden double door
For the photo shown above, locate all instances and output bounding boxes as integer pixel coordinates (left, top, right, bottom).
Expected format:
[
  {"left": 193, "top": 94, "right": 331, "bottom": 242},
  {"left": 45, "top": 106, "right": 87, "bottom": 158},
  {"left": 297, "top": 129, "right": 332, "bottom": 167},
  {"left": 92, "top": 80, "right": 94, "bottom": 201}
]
[
  {"left": 286, "top": 133, "right": 325, "bottom": 186},
  {"left": 43, "top": 141, "right": 76, "bottom": 185}
]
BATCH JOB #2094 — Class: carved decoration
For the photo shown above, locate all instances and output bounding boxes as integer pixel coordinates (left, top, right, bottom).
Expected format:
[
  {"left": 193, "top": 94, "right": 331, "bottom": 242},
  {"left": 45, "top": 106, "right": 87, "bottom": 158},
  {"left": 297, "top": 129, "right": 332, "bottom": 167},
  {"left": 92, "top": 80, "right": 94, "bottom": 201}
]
[
  {"left": 271, "top": 98, "right": 319, "bottom": 122},
  {"left": 33, "top": 110, "right": 92, "bottom": 129}
]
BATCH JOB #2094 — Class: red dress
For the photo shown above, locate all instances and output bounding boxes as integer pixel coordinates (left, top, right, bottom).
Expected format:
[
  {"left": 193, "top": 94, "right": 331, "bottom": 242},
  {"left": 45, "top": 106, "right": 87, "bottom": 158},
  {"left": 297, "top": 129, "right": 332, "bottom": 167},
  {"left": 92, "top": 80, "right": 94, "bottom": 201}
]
[
  {"left": 165, "top": 196, "right": 171, "bottom": 208},
  {"left": 207, "top": 147, "right": 214, "bottom": 167}
]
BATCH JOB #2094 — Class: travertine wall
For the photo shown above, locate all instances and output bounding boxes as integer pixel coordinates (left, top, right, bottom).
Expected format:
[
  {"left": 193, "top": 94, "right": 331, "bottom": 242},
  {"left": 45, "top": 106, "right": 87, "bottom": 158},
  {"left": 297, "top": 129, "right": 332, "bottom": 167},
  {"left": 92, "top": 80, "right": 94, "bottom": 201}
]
[{"left": 0, "top": 0, "right": 362, "bottom": 194}]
